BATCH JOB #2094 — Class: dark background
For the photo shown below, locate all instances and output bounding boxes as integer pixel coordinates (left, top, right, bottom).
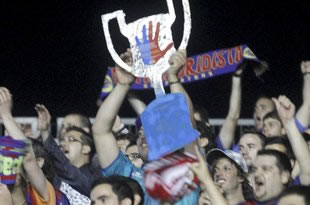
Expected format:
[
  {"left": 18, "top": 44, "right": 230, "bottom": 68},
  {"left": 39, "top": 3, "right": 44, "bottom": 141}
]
[{"left": 1, "top": 0, "right": 309, "bottom": 119}]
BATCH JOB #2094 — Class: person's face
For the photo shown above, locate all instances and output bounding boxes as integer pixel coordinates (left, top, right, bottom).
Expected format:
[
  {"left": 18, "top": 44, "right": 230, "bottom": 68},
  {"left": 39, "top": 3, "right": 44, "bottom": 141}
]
[
  {"left": 126, "top": 145, "right": 143, "bottom": 168},
  {"left": 253, "top": 155, "right": 288, "bottom": 202},
  {"left": 60, "top": 115, "right": 82, "bottom": 138},
  {"left": 278, "top": 194, "right": 306, "bottom": 205},
  {"left": 136, "top": 127, "right": 148, "bottom": 161},
  {"left": 253, "top": 98, "right": 274, "bottom": 130},
  {"left": 262, "top": 118, "right": 285, "bottom": 138},
  {"left": 239, "top": 134, "right": 263, "bottom": 167},
  {"left": 60, "top": 130, "right": 86, "bottom": 167},
  {"left": 117, "top": 139, "right": 130, "bottom": 153},
  {"left": 90, "top": 184, "right": 121, "bottom": 205},
  {"left": 213, "top": 158, "right": 242, "bottom": 194}
]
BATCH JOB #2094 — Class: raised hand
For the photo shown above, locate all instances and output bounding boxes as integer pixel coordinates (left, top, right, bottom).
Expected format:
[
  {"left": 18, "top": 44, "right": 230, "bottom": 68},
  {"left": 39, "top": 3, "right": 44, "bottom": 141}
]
[
  {"left": 301, "top": 61, "right": 310, "bottom": 74},
  {"left": 35, "top": 104, "right": 51, "bottom": 140},
  {"left": 272, "top": 95, "right": 296, "bottom": 123},
  {"left": 135, "top": 21, "right": 174, "bottom": 65},
  {"left": 167, "top": 49, "right": 186, "bottom": 76},
  {"left": 115, "top": 49, "right": 135, "bottom": 85},
  {"left": 0, "top": 87, "right": 13, "bottom": 118},
  {"left": 189, "top": 146, "right": 210, "bottom": 186}
]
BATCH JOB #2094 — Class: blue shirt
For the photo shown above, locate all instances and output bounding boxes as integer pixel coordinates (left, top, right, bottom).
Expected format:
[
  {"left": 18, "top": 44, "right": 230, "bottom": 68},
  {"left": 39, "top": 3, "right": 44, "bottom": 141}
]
[{"left": 102, "top": 152, "right": 199, "bottom": 205}]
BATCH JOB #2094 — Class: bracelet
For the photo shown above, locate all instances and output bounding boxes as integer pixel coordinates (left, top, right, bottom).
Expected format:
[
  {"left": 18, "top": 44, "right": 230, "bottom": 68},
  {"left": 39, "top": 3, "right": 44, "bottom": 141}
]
[
  {"left": 233, "top": 72, "right": 242, "bottom": 78},
  {"left": 168, "top": 80, "right": 180, "bottom": 85},
  {"left": 303, "top": 72, "right": 310, "bottom": 77}
]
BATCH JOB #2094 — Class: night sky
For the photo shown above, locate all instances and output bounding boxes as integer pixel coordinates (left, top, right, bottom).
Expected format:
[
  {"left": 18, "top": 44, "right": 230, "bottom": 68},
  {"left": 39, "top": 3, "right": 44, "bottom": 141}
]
[{"left": 1, "top": 0, "right": 310, "bottom": 120}]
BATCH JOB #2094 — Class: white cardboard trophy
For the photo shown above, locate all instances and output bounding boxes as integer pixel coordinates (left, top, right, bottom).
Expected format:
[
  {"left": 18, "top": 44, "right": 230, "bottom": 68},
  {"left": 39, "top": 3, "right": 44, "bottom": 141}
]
[{"left": 101, "top": 0, "right": 191, "bottom": 96}]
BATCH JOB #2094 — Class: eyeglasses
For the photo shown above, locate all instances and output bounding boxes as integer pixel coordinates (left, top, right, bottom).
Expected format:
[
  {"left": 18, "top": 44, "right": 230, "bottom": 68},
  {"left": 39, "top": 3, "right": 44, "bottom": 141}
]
[
  {"left": 126, "top": 153, "right": 141, "bottom": 160},
  {"left": 61, "top": 136, "right": 83, "bottom": 144}
]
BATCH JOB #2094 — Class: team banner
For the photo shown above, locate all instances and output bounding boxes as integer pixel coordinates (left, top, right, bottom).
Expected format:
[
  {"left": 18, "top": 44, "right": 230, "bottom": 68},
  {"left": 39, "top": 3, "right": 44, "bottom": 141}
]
[
  {"left": 100, "top": 44, "right": 266, "bottom": 99},
  {"left": 0, "top": 136, "right": 27, "bottom": 184}
]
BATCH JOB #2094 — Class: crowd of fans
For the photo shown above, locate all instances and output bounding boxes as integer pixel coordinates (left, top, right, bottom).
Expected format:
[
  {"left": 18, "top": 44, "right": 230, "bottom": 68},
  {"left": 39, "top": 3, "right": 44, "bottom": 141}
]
[{"left": 0, "top": 49, "right": 309, "bottom": 205}]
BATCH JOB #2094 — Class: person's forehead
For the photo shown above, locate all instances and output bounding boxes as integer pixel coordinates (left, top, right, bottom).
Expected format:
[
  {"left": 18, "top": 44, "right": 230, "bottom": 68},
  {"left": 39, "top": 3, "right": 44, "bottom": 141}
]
[
  {"left": 92, "top": 183, "right": 114, "bottom": 198},
  {"left": 63, "top": 115, "right": 81, "bottom": 125},
  {"left": 216, "top": 157, "right": 234, "bottom": 167},
  {"left": 255, "top": 154, "right": 277, "bottom": 166},
  {"left": 256, "top": 98, "right": 273, "bottom": 106},
  {"left": 126, "top": 145, "right": 139, "bottom": 153},
  {"left": 240, "top": 133, "right": 261, "bottom": 143},
  {"left": 64, "top": 130, "right": 82, "bottom": 138},
  {"left": 264, "top": 117, "right": 281, "bottom": 124}
]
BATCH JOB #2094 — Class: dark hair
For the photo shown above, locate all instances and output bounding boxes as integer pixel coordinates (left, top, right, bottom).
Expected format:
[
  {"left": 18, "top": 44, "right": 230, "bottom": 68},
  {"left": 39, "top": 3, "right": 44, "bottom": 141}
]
[
  {"left": 210, "top": 157, "right": 253, "bottom": 200},
  {"left": 66, "top": 126, "right": 95, "bottom": 160},
  {"left": 68, "top": 113, "right": 92, "bottom": 132},
  {"left": 31, "top": 139, "right": 56, "bottom": 183},
  {"left": 114, "top": 132, "right": 137, "bottom": 142},
  {"left": 196, "top": 120, "right": 216, "bottom": 154},
  {"left": 279, "top": 185, "right": 310, "bottom": 204},
  {"left": 257, "top": 150, "right": 292, "bottom": 176},
  {"left": 265, "top": 136, "right": 295, "bottom": 160},
  {"left": 91, "top": 176, "right": 134, "bottom": 203},
  {"left": 263, "top": 111, "right": 282, "bottom": 126},
  {"left": 303, "top": 132, "right": 310, "bottom": 143},
  {"left": 240, "top": 128, "right": 267, "bottom": 147},
  {"left": 194, "top": 104, "right": 210, "bottom": 123},
  {"left": 126, "top": 140, "right": 138, "bottom": 150},
  {"left": 117, "top": 176, "right": 144, "bottom": 205}
]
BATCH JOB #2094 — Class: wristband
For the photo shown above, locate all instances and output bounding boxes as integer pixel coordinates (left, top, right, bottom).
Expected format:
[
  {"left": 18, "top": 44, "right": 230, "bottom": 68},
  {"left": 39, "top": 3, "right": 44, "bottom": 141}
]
[
  {"left": 168, "top": 80, "right": 180, "bottom": 85},
  {"left": 303, "top": 72, "right": 310, "bottom": 77},
  {"left": 233, "top": 72, "right": 242, "bottom": 78}
]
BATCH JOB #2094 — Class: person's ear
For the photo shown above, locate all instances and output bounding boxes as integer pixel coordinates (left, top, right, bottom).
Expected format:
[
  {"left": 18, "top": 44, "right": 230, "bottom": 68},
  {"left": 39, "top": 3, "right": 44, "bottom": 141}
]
[
  {"left": 36, "top": 157, "right": 45, "bottom": 168},
  {"left": 199, "top": 137, "right": 209, "bottom": 148},
  {"left": 281, "top": 171, "right": 290, "bottom": 185},
  {"left": 121, "top": 198, "right": 132, "bottom": 205},
  {"left": 82, "top": 145, "right": 91, "bottom": 155}
]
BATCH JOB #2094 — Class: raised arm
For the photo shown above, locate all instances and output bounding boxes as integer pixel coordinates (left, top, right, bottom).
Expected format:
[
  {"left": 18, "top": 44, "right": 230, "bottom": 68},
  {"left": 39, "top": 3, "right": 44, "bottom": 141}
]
[
  {"left": 296, "top": 61, "right": 310, "bottom": 129},
  {"left": 0, "top": 87, "right": 25, "bottom": 141},
  {"left": 273, "top": 95, "right": 310, "bottom": 185},
  {"left": 166, "top": 49, "right": 198, "bottom": 154},
  {"left": 92, "top": 49, "right": 135, "bottom": 168},
  {"left": 0, "top": 87, "right": 50, "bottom": 201},
  {"left": 190, "top": 146, "right": 228, "bottom": 205},
  {"left": 127, "top": 92, "right": 146, "bottom": 115},
  {"left": 219, "top": 68, "right": 243, "bottom": 149}
]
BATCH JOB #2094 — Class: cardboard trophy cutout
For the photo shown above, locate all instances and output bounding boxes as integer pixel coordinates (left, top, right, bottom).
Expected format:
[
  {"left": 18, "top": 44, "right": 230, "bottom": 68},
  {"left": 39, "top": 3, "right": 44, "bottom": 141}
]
[{"left": 101, "top": 0, "right": 191, "bottom": 96}]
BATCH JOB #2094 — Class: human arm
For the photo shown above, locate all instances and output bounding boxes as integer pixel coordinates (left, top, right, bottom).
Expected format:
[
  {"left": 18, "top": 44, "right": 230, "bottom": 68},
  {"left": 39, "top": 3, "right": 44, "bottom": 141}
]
[
  {"left": 35, "top": 104, "right": 93, "bottom": 196},
  {"left": 127, "top": 92, "right": 146, "bottom": 115},
  {"left": 218, "top": 66, "right": 243, "bottom": 149},
  {"left": 0, "top": 87, "right": 50, "bottom": 200},
  {"left": 190, "top": 146, "right": 228, "bottom": 205},
  {"left": 295, "top": 61, "right": 310, "bottom": 130},
  {"left": 0, "top": 87, "right": 25, "bottom": 141},
  {"left": 218, "top": 68, "right": 243, "bottom": 149},
  {"left": 273, "top": 95, "right": 310, "bottom": 185},
  {"left": 0, "top": 184, "right": 13, "bottom": 205},
  {"left": 166, "top": 50, "right": 198, "bottom": 155},
  {"left": 92, "top": 49, "right": 135, "bottom": 168}
]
